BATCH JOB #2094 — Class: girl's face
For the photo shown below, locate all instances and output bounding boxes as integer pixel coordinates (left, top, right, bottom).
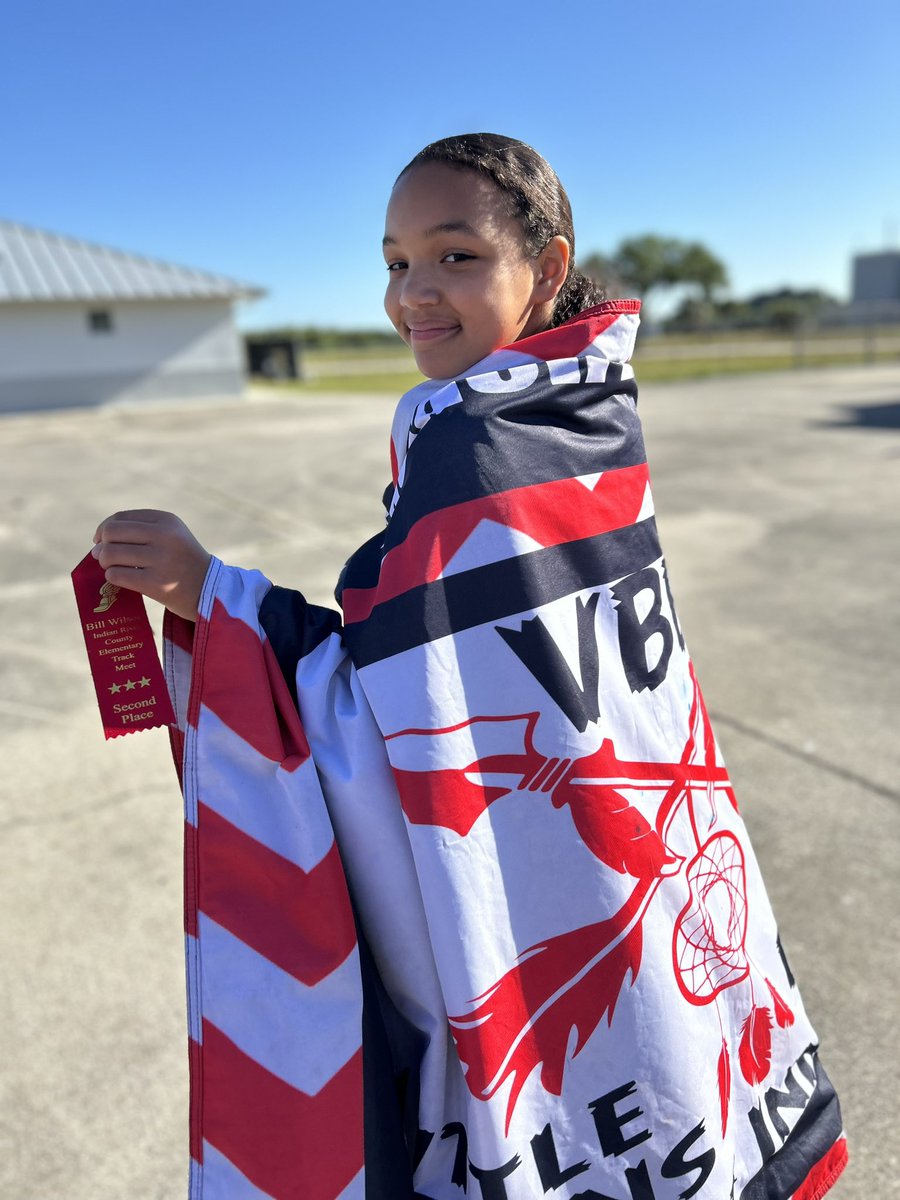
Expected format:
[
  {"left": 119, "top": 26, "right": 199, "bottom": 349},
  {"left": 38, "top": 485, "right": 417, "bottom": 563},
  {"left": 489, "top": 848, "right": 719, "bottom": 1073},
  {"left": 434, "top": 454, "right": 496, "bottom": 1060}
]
[{"left": 383, "top": 163, "right": 566, "bottom": 380}]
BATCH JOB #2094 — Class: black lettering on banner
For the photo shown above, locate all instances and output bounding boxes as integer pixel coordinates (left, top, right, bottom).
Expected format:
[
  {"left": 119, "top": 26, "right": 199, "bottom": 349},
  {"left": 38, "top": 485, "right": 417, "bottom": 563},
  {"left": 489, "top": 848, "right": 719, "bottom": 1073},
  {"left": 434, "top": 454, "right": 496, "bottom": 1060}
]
[
  {"left": 441, "top": 1122, "right": 469, "bottom": 1190},
  {"left": 469, "top": 1154, "right": 521, "bottom": 1200},
  {"left": 776, "top": 932, "right": 797, "bottom": 989},
  {"left": 421, "top": 1082, "right": 722, "bottom": 1200},
  {"left": 588, "top": 1081, "right": 653, "bottom": 1159},
  {"left": 575, "top": 1158, "right": 705, "bottom": 1200},
  {"left": 660, "top": 557, "right": 685, "bottom": 651},
  {"left": 410, "top": 397, "right": 435, "bottom": 437},
  {"left": 610, "top": 566, "right": 673, "bottom": 692},
  {"left": 747, "top": 1105, "right": 775, "bottom": 1162},
  {"left": 660, "top": 1121, "right": 716, "bottom": 1199},
  {"left": 413, "top": 1129, "right": 434, "bottom": 1172},
  {"left": 748, "top": 1052, "right": 817, "bottom": 1162},
  {"left": 497, "top": 592, "right": 602, "bottom": 732},
  {"left": 623, "top": 1159, "right": 657, "bottom": 1199},
  {"left": 457, "top": 361, "right": 546, "bottom": 399},
  {"left": 765, "top": 1070, "right": 811, "bottom": 1141},
  {"left": 530, "top": 1122, "right": 590, "bottom": 1191},
  {"left": 794, "top": 1051, "right": 815, "bottom": 1087}
]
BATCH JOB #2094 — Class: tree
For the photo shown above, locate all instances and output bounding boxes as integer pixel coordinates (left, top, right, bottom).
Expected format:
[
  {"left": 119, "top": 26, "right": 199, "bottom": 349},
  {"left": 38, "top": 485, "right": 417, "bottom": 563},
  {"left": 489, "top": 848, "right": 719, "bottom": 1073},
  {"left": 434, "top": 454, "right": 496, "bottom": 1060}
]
[
  {"left": 663, "top": 286, "right": 838, "bottom": 333},
  {"left": 580, "top": 252, "right": 624, "bottom": 298},
  {"left": 744, "top": 288, "right": 836, "bottom": 331},
  {"left": 677, "top": 242, "right": 729, "bottom": 302},
  {"left": 581, "top": 235, "right": 729, "bottom": 316},
  {"left": 614, "top": 236, "right": 687, "bottom": 300}
]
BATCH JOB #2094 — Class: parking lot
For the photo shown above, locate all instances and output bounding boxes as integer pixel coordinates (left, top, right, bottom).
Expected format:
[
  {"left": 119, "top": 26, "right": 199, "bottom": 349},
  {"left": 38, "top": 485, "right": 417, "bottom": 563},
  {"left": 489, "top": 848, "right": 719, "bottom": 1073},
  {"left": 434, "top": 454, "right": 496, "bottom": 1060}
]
[{"left": 2, "top": 364, "right": 898, "bottom": 1198}]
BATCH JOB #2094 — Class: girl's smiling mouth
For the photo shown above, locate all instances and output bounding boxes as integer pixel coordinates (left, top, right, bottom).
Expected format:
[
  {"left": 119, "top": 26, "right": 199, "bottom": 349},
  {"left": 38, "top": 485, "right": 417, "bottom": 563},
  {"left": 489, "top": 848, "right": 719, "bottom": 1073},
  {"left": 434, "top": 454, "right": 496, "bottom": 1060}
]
[{"left": 407, "top": 323, "right": 460, "bottom": 342}]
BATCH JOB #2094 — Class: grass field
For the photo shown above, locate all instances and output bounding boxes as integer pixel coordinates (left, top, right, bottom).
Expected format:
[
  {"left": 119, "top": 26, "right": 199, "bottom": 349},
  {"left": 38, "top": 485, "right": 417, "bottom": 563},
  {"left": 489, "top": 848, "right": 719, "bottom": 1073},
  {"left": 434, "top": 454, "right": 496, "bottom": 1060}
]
[{"left": 250, "top": 326, "right": 900, "bottom": 395}]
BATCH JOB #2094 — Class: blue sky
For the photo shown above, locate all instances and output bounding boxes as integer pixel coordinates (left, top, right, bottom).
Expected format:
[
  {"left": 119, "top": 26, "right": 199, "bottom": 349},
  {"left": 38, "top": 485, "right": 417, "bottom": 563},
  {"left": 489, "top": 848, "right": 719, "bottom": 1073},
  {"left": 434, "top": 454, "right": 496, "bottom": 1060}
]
[{"left": 3, "top": 0, "right": 898, "bottom": 331}]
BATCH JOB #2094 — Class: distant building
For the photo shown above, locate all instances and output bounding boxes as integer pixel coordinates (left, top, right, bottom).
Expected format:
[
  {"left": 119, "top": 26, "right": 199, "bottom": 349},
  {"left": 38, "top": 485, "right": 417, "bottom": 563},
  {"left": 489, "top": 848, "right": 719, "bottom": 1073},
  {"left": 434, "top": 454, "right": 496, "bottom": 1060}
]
[
  {"left": 0, "top": 220, "right": 264, "bottom": 412},
  {"left": 847, "top": 250, "right": 900, "bottom": 322},
  {"left": 852, "top": 251, "right": 900, "bottom": 302},
  {"left": 245, "top": 334, "right": 304, "bottom": 379}
]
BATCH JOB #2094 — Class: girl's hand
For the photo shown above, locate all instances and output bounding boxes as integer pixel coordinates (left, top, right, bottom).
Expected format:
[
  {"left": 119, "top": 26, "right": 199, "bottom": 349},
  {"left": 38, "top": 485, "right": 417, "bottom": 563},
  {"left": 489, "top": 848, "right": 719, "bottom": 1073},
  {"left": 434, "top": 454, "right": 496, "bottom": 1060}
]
[{"left": 92, "top": 510, "right": 211, "bottom": 622}]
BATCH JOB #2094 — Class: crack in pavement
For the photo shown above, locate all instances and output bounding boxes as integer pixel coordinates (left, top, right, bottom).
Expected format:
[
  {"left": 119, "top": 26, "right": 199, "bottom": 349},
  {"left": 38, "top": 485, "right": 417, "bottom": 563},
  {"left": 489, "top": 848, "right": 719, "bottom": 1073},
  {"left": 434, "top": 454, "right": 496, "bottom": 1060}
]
[{"left": 710, "top": 709, "right": 900, "bottom": 805}]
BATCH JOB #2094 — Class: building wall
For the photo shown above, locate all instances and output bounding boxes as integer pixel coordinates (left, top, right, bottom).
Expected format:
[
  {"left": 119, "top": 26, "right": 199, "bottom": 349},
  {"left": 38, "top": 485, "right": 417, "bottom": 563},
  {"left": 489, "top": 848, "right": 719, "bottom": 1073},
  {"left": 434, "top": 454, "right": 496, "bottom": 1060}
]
[
  {"left": 0, "top": 299, "right": 245, "bottom": 412},
  {"left": 851, "top": 252, "right": 900, "bottom": 304}
]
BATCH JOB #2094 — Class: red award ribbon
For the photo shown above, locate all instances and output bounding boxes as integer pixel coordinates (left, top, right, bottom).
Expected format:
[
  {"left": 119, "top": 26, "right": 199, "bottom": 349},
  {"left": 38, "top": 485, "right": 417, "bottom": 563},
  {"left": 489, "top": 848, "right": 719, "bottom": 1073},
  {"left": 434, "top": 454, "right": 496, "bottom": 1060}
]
[{"left": 72, "top": 550, "right": 177, "bottom": 739}]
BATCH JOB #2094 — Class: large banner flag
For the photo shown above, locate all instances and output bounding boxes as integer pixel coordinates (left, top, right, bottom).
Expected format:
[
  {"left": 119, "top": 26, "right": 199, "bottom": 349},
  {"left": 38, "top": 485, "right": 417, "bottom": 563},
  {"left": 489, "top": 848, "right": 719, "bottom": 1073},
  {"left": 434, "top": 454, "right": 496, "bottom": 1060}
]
[{"left": 164, "top": 301, "right": 847, "bottom": 1200}]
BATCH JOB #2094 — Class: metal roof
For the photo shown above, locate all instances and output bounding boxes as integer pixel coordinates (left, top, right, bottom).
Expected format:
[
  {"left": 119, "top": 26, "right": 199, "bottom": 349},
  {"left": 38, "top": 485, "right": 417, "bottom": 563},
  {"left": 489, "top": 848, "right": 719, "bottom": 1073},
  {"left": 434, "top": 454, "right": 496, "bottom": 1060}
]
[{"left": 0, "top": 219, "right": 265, "bottom": 304}]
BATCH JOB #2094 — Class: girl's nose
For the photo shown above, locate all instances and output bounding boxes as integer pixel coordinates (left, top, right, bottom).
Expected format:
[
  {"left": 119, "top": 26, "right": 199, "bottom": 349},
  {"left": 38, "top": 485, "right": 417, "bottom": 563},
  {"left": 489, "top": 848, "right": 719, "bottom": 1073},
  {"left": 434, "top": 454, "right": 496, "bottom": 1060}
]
[{"left": 399, "top": 265, "right": 440, "bottom": 308}]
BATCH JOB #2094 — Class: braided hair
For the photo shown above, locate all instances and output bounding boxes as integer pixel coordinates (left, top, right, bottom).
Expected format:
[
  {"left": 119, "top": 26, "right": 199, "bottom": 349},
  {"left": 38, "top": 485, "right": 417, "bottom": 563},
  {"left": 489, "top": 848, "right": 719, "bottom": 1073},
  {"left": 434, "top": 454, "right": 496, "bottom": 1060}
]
[{"left": 398, "top": 133, "right": 606, "bottom": 328}]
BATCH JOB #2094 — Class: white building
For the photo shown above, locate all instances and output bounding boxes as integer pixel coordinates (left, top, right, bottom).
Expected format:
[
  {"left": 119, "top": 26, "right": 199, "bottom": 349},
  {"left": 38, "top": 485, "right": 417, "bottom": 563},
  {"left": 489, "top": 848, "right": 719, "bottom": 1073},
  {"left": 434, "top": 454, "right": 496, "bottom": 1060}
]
[
  {"left": 852, "top": 250, "right": 900, "bottom": 303},
  {"left": 0, "top": 220, "right": 264, "bottom": 412}
]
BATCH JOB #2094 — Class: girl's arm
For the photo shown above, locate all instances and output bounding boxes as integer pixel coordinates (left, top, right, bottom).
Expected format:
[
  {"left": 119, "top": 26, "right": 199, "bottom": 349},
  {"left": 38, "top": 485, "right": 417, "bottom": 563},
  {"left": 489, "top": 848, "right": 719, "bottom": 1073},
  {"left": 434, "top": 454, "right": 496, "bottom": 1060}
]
[{"left": 92, "top": 509, "right": 211, "bottom": 622}]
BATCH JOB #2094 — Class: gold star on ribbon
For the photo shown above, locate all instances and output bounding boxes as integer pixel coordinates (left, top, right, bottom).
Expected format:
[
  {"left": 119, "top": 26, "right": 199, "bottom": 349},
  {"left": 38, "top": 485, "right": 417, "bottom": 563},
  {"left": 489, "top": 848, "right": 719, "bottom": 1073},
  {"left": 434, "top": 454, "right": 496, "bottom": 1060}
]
[
  {"left": 108, "top": 682, "right": 122, "bottom": 694},
  {"left": 124, "top": 679, "right": 137, "bottom": 691},
  {"left": 139, "top": 676, "right": 151, "bottom": 688}
]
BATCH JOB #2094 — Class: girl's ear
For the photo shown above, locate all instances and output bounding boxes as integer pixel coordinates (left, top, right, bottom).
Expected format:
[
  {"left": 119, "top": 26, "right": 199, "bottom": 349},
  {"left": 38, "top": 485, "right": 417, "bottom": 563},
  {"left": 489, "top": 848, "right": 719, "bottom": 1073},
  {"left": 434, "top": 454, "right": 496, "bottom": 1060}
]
[{"left": 534, "top": 235, "right": 571, "bottom": 301}]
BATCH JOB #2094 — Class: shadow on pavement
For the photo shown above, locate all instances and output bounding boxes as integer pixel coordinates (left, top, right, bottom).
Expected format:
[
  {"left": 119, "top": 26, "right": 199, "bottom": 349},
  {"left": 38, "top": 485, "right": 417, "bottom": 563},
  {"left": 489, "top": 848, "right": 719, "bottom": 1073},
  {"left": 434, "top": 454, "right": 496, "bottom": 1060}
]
[{"left": 816, "top": 399, "right": 900, "bottom": 430}]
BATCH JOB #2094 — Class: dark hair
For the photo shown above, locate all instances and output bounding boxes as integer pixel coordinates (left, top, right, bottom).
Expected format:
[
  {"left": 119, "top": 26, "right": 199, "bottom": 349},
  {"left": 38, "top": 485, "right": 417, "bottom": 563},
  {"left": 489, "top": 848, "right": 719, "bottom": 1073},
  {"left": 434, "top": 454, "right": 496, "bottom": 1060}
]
[{"left": 398, "top": 133, "right": 606, "bottom": 328}]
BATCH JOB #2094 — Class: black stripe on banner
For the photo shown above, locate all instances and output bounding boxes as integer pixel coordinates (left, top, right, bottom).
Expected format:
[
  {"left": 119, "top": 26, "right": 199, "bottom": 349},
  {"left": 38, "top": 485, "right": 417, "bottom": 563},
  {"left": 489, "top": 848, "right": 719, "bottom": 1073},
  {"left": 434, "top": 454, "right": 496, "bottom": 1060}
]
[
  {"left": 739, "top": 1048, "right": 844, "bottom": 1200},
  {"left": 344, "top": 517, "right": 663, "bottom": 668},
  {"left": 337, "top": 529, "right": 386, "bottom": 602},
  {"left": 259, "top": 586, "right": 343, "bottom": 706},
  {"left": 386, "top": 370, "right": 644, "bottom": 556}
]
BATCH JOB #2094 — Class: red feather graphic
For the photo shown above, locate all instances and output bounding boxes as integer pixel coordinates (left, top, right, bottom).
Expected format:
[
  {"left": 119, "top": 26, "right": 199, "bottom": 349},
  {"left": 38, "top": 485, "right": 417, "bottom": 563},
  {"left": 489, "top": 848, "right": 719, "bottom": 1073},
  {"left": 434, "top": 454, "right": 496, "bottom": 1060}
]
[
  {"left": 449, "top": 884, "right": 650, "bottom": 1133},
  {"left": 765, "top": 977, "right": 795, "bottom": 1028},
  {"left": 717, "top": 1038, "right": 731, "bottom": 1136},
  {"left": 738, "top": 1006, "right": 773, "bottom": 1085},
  {"left": 551, "top": 772, "right": 675, "bottom": 878}
]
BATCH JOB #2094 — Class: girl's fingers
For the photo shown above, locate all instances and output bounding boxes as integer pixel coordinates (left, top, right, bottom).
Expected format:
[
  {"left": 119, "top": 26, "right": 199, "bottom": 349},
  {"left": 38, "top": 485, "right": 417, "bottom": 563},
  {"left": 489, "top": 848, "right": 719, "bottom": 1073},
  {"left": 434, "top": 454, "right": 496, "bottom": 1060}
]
[
  {"left": 94, "top": 540, "right": 153, "bottom": 569},
  {"left": 110, "top": 509, "right": 169, "bottom": 523},
  {"left": 94, "top": 510, "right": 171, "bottom": 543},
  {"left": 88, "top": 510, "right": 207, "bottom": 619},
  {"left": 101, "top": 564, "right": 147, "bottom": 592},
  {"left": 95, "top": 519, "right": 158, "bottom": 546}
]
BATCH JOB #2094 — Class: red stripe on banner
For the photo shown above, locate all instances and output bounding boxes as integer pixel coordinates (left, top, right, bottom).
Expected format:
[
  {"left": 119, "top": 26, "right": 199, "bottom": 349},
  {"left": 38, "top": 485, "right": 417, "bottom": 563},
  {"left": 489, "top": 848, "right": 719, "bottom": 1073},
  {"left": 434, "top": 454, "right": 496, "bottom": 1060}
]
[
  {"left": 199, "top": 599, "right": 311, "bottom": 769},
  {"left": 169, "top": 725, "right": 185, "bottom": 789},
  {"left": 184, "top": 818, "right": 198, "bottom": 939},
  {"left": 165, "top": 610, "right": 196, "bottom": 656},
  {"left": 202, "top": 1021, "right": 363, "bottom": 1200},
  {"left": 390, "top": 436, "right": 399, "bottom": 488},
  {"left": 188, "top": 1035, "right": 203, "bottom": 1165},
  {"left": 198, "top": 801, "right": 356, "bottom": 985},
  {"left": 510, "top": 303, "right": 627, "bottom": 361},
  {"left": 186, "top": 611, "right": 208, "bottom": 734},
  {"left": 343, "top": 463, "right": 650, "bottom": 623},
  {"left": 162, "top": 607, "right": 193, "bottom": 782},
  {"left": 790, "top": 1136, "right": 848, "bottom": 1200}
]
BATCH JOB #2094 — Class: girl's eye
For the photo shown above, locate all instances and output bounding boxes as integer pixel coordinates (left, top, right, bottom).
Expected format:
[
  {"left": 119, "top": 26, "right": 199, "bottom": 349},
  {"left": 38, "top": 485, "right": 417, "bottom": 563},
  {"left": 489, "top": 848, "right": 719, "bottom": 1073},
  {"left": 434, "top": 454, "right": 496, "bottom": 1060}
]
[
  {"left": 444, "top": 252, "right": 475, "bottom": 264},
  {"left": 386, "top": 261, "right": 407, "bottom": 272}
]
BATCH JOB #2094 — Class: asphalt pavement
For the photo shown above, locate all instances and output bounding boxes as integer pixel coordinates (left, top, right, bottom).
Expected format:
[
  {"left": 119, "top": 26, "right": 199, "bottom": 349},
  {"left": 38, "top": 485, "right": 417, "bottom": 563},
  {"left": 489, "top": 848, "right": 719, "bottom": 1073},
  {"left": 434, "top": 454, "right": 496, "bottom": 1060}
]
[{"left": 1, "top": 364, "right": 898, "bottom": 1198}]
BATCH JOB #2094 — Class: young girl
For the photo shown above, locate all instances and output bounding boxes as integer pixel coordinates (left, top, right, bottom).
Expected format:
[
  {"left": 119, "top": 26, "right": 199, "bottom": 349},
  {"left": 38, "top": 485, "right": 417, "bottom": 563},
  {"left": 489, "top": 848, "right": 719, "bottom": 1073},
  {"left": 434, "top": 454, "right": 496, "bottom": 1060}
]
[{"left": 93, "top": 135, "right": 847, "bottom": 1200}]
